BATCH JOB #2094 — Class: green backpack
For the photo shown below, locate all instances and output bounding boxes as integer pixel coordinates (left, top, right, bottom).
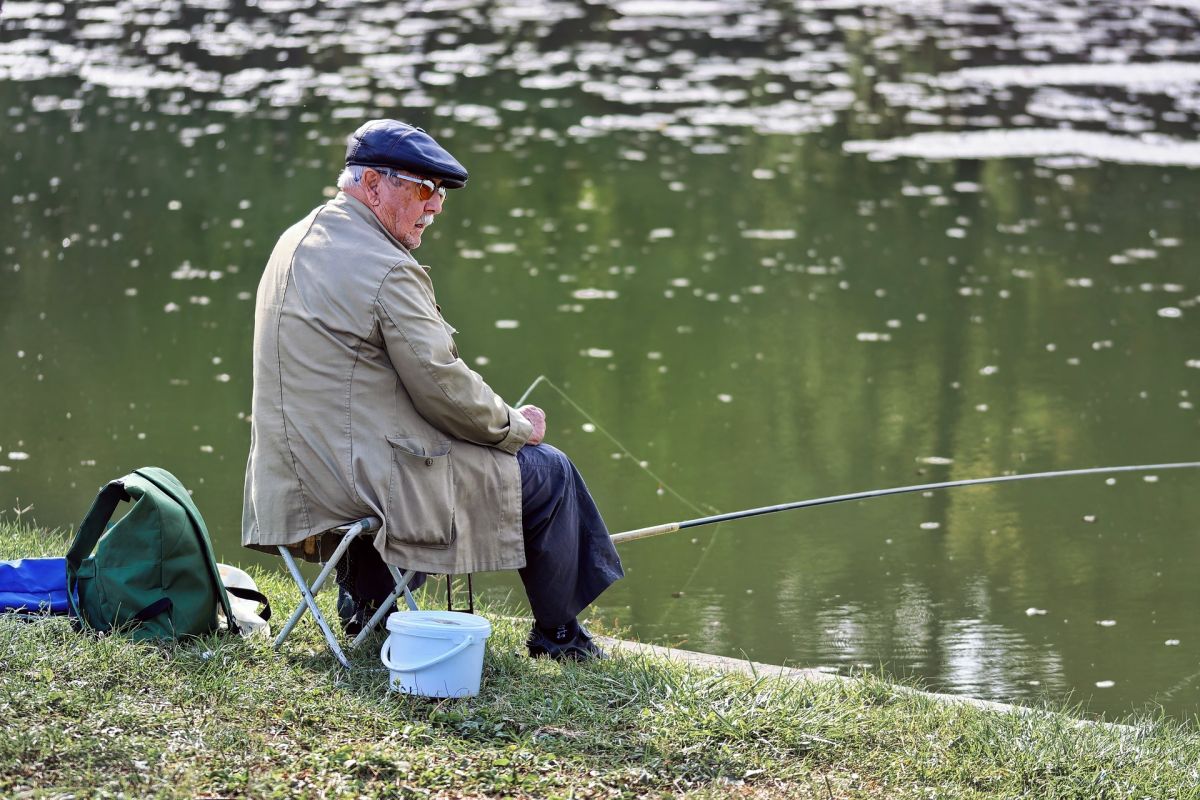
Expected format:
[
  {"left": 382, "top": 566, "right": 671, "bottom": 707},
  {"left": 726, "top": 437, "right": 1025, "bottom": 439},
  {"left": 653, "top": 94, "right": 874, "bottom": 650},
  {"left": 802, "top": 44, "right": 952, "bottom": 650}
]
[{"left": 66, "top": 467, "right": 242, "bottom": 641}]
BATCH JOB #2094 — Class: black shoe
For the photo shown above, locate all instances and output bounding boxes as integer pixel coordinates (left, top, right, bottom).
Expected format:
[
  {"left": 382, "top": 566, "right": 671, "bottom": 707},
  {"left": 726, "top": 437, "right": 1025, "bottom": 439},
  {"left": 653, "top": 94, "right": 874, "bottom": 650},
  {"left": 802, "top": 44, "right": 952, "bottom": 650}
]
[
  {"left": 337, "top": 586, "right": 383, "bottom": 637},
  {"left": 526, "top": 623, "right": 607, "bottom": 662}
]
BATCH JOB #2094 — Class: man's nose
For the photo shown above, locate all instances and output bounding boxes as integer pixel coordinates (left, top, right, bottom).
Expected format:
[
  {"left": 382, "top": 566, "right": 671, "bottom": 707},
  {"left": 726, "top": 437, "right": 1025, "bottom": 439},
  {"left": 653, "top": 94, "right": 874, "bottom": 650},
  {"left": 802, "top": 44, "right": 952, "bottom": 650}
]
[{"left": 425, "top": 192, "right": 445, "bottom": 214}]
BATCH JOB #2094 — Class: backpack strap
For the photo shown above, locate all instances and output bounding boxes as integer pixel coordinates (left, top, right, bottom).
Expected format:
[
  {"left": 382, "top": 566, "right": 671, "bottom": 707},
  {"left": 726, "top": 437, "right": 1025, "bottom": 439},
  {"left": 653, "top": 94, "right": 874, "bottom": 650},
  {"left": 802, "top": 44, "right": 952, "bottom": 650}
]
[
  {"left": 65, "top": 480, "right": 129, "bottom": 625},
  {"left": 131, "top": 468, "right": 241, "bottom": 635},
  {"left": 133, "top": 597, "right": 173, "bottom": 622}
]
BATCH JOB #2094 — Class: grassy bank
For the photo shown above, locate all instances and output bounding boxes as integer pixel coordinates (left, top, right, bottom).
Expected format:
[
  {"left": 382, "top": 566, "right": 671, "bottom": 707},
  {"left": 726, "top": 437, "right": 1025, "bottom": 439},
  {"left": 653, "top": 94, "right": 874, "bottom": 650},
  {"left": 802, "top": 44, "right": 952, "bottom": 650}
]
[{"left": 2, "top": 520, "right": 1198, "bottom": 799}]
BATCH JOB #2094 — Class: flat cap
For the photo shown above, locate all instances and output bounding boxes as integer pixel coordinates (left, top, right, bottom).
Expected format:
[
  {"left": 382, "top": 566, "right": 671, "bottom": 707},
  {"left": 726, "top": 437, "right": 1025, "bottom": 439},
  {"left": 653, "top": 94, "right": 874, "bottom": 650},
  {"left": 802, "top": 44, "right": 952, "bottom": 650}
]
[{"left": 345, "top": 119, "right": 468, "bottom": 189}]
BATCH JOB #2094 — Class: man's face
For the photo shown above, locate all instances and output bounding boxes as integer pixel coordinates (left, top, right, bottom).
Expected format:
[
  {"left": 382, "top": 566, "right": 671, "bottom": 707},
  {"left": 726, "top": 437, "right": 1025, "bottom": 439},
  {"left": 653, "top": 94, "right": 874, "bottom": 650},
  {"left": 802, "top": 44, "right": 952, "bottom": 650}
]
[{"left": 370, "top": 169, "right": 446, "bottom": 250}]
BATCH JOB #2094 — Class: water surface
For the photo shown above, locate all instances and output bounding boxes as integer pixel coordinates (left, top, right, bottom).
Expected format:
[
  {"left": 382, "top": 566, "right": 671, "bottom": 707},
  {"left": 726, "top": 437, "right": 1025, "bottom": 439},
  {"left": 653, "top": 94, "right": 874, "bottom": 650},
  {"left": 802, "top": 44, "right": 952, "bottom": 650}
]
[{"left": 2, "top": 0, "right": 1198, "bottom": 718}]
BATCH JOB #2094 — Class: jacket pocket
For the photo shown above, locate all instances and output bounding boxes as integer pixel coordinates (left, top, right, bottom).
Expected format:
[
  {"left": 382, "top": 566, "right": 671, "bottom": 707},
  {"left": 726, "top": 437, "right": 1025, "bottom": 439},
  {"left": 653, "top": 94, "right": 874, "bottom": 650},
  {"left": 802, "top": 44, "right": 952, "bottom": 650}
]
[{"left": 385, "top": 437, "right": 456, "bottom": 548}]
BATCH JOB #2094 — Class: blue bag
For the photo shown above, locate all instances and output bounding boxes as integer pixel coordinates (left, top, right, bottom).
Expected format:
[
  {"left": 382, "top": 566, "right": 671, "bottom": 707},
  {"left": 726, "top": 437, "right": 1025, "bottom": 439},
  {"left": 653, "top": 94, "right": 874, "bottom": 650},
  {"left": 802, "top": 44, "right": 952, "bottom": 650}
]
[{"left": 0, "top": 557, "right": 69, "bottom": 614}]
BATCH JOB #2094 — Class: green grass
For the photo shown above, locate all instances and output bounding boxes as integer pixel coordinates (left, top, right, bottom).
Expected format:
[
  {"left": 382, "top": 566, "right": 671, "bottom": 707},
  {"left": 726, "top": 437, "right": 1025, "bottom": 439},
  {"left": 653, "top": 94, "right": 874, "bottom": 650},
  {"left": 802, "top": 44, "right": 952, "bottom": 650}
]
[{"left": 2, "top": 519, "right": 1199, "bottom": 799}]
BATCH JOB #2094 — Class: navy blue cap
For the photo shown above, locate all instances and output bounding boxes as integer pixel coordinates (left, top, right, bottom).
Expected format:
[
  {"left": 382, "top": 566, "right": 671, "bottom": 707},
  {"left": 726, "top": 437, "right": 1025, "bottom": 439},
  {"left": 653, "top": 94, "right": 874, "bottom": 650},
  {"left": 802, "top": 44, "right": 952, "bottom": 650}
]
[{"left": 345, "top": 119, "right": 468, "bottom": 189}]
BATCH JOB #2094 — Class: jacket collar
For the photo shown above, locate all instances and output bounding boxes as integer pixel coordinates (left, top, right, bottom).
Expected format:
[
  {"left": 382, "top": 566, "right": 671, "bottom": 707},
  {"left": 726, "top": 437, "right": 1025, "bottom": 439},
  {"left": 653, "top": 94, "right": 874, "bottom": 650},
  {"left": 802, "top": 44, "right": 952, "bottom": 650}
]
[{"left": 334, "top": 191, "right": 417, "bottom": 261}]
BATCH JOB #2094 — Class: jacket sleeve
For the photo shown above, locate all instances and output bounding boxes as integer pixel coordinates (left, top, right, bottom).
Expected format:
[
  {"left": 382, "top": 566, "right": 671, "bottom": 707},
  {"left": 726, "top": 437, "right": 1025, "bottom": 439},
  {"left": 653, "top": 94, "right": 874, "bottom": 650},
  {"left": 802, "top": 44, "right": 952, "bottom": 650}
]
[{"left": 374, "top": 261, "right": 533, "bottom": 454}]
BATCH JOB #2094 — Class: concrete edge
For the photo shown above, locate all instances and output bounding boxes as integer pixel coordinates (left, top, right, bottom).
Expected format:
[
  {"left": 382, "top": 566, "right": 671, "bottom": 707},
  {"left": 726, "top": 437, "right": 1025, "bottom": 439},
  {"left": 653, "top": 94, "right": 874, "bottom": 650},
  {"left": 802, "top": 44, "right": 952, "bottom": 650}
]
[
  {"left": 594, "top": 635, "right": 1135, "bottom": 732},
  {"left": 501, "top": 616, "right": 1133, "bottom": 731}
]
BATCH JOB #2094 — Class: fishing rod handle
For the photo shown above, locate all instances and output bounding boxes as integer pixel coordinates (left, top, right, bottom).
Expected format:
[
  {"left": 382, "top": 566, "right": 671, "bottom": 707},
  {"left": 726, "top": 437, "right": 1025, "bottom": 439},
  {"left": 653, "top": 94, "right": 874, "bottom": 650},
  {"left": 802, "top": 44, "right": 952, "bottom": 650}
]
[{"left": 610, "top": 522, "right": 680, "bottom": 544}]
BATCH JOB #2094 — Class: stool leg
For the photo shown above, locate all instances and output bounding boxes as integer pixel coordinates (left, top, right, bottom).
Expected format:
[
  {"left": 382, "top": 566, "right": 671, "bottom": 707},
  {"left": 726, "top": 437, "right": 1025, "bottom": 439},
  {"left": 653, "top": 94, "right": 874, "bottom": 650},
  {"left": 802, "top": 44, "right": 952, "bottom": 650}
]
[
  {"left": 273, "top": 523, "right": 363, "bottom": 668},
  {"left": 274, "top": 527, "right": 359, "bottom": 646},
  {"left": 350, "top": 567, "right": 418, "bottom": 649},
  {"left": 446, "top": 573, "right": 474, "bottom": 614},
  {"left": 395, "top": 566, "right": 419, "bottom": 612}
]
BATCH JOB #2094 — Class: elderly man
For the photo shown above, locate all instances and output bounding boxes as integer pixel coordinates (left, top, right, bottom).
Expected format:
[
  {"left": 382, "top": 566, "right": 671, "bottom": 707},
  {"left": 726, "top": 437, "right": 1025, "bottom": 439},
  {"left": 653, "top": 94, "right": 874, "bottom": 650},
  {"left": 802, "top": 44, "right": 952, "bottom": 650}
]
[{"left": 242, "top": 119, "right": 623, "bottom": 660}]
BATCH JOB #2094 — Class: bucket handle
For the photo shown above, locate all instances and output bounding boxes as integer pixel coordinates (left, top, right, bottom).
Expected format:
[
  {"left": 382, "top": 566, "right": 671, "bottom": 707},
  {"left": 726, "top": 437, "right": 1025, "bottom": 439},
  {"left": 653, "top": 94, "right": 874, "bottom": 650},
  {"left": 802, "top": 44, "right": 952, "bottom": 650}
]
[{"left": 381, "top": 635, "right": 475, "bottom": 673}]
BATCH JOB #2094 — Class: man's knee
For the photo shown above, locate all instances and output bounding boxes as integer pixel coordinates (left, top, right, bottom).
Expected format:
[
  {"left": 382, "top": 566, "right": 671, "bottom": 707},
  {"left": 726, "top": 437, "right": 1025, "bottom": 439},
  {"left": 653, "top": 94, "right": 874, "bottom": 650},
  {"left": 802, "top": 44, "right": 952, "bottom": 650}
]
[
  {"left": 518, "top": 442, "right": 573, "bottom": 477},
  {"left": 518, "top": 443, "right": 577, "bottom": 519}
]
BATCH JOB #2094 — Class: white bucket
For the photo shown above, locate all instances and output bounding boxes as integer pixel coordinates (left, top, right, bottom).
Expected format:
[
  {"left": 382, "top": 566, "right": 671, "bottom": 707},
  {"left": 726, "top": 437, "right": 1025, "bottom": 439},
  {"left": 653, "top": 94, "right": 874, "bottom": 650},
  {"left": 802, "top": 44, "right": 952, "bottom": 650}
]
[{"left": 380, "top": 610, "right": 492, "bottom": 698}]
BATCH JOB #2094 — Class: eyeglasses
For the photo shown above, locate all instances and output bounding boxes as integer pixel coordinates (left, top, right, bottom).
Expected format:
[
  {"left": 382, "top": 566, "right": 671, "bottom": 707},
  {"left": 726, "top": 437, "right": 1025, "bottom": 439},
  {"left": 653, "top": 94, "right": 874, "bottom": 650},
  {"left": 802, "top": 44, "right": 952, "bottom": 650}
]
[{"left": 374, "top": 168, "right": 447, "bottom": 201}]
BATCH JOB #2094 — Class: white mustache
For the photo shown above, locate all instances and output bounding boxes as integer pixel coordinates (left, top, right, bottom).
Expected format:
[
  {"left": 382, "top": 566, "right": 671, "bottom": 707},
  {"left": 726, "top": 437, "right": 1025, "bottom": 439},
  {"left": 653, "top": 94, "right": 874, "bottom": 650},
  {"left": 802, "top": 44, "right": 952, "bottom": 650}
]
[{"left": 418, "top": 214, "right": 435, "bottom": 227}]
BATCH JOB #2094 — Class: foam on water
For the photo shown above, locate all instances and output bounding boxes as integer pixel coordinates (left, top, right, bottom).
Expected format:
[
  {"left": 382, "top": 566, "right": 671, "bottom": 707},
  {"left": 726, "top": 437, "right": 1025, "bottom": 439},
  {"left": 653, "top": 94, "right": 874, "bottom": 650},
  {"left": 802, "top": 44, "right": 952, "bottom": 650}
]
[
  {"left": 844, "top": 129, "right": 1200, "bottom": 167},
  {"left": 741, "top": 229, "right": 797, "bottom": 240},
  {"left": 614, "top": 0, "right": 737, "bottom": 15},
  {"left": 933, "top": 61, "right": 1200, "bottom": 90}
]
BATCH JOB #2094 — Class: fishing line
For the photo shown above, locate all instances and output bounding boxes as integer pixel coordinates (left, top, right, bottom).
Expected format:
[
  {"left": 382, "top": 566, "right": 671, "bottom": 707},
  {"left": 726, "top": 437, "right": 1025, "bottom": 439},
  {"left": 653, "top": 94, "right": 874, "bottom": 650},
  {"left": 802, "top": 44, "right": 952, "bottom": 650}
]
[
  {"left": 516, "top": 378, "right": 1199, "bottom": 641},
  {"left": 516, "top": 374, "right": 727, "bottom": 622},
  {"left": 519, "top": 374, "right": 1200, "bottom": 542},
  {"left": 515, "top": 374, "right": 720, "bottom": 519},
  {"left": 617, "top": 459, "right": 1200, "bottom": 640},
  {"left": 1153, "top": 663, "right": 1200, "bottom": 705}
]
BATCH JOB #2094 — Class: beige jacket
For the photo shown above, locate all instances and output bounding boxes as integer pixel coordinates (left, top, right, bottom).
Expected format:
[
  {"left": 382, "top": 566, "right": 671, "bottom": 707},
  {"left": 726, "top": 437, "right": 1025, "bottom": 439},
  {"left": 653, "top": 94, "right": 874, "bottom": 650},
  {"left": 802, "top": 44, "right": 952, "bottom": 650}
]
[{"left": 242, "top": 193, "right": 533, "bottom": 574}]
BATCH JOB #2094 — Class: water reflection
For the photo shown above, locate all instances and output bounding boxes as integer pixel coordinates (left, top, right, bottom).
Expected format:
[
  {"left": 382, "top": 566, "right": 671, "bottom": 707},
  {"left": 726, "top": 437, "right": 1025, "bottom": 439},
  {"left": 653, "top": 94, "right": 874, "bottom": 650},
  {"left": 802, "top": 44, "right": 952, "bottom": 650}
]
[
  {"left": 4, "top": 0, "right": 1198, "bottom": 147},
  {"left": 2, "top": 0, "right": 1199, "bottom": 719}
]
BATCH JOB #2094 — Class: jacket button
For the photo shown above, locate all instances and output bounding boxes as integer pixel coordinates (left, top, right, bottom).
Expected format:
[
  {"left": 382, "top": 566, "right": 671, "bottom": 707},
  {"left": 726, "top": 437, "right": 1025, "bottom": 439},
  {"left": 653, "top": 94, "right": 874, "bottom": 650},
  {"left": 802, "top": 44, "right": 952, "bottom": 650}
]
[{"left": 425, "top": 457, "right": 434, "bottom": 467}]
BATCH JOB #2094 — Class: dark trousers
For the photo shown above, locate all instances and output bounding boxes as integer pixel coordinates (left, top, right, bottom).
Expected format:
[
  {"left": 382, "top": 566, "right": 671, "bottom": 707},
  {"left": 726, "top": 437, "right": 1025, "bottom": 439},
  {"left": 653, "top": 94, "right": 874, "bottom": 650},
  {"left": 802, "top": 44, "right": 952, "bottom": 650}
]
[{"left": 336, "top": 443, "right": 623, "bottom": 627}]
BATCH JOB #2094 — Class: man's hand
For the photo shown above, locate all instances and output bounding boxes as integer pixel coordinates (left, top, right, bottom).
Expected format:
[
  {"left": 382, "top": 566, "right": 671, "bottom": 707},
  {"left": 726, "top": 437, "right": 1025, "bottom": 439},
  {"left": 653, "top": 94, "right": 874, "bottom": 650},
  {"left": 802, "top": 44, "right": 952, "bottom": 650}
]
[{"left": 518, "top": 405, "right": 546, "bottom": 446}]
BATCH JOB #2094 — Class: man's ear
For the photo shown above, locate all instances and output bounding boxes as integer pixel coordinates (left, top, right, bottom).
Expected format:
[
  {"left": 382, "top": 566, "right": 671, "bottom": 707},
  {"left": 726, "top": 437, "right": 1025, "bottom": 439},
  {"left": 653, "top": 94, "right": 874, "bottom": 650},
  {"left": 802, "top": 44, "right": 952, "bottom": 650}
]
[{"left": 362, "top": 169, "right": 382, "bottom": 206}]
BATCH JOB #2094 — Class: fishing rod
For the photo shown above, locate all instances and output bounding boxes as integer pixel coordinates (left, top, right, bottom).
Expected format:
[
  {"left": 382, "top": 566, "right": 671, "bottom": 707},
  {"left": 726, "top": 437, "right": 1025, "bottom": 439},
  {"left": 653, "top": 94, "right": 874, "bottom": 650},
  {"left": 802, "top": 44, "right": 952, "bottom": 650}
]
[{"left": 610, "top": 461, "right": 1200, "bottom": 544}]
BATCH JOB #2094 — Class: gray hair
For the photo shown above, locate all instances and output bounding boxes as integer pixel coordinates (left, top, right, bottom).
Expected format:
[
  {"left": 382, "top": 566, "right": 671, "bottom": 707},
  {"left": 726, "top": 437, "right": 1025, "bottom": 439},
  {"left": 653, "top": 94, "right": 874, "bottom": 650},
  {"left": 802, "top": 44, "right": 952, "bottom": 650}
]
[{"left": 335, "top": 164, "right": 368, "bottom": 190}]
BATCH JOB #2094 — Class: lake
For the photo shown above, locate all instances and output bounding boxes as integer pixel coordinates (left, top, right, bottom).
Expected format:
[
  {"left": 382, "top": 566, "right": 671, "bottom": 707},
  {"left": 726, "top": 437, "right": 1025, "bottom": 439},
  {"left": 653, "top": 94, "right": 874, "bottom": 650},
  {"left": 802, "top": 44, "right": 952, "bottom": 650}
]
[{"left": 1, "top": 0, "right": 1198, "bottom": 719}]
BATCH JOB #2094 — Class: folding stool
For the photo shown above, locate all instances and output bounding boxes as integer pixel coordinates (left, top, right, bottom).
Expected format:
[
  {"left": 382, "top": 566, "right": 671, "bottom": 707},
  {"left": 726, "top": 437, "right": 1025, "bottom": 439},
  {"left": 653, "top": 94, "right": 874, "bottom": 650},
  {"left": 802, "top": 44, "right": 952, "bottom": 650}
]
[{"left": 273, "top": 517, "right": 418, "bottom": 668}]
